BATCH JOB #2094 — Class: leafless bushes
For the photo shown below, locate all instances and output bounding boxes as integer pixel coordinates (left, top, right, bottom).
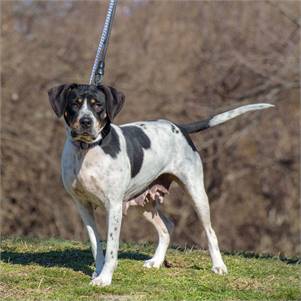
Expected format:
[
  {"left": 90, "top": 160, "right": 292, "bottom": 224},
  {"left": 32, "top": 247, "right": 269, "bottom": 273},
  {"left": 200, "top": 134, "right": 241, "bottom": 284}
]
[{"left": 1, "top": 0, "right": 300, "bottom": 255}]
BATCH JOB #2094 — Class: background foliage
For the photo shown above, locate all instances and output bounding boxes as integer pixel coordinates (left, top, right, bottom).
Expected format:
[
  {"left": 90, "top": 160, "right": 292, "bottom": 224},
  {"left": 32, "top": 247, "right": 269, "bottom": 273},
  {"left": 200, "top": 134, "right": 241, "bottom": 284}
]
[{"left": 1, "top": 0, "right": 300, "bottom": 255}]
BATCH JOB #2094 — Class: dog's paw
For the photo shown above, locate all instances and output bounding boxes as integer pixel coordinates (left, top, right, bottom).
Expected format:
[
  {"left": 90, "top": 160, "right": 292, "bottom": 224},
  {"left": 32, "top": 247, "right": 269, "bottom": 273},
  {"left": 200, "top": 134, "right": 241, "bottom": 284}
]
[
  {"left": 90, "top": 273, "right": 112, "bottom": 287},
  {"left": 212, "top": 264, "right": 228, "bottom": 275},
  {"left": 143, "top": 258, "right": 162, "bottom": 269}
]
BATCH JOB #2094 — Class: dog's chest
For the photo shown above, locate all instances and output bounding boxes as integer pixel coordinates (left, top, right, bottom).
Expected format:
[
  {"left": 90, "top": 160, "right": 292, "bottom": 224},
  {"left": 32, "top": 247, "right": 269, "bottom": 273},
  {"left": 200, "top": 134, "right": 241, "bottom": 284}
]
[{"left": 61, "top": 144, "right": 112, "bottom": 204}]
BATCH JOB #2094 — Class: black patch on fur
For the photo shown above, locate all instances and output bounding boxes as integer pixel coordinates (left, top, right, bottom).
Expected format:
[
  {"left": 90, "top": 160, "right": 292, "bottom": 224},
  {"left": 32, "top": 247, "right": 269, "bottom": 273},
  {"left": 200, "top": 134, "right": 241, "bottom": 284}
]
[
  {"left": 100, "top": 125, "right": 121, "bottom": 158},
  {"left": 171, "top": 124, "right": 179, "bottom": 133},
  {"left": 121, "top": 126, "right": 151, "bottom": 178},
  {"left": 178, "top": 119, "right": 210, "bottom": 134},
  {"left": 139, "top": 123, "right": 147, "bottom": 130},
  {"left": 179, "top": 127, "right": 198, "bottom": 152}
]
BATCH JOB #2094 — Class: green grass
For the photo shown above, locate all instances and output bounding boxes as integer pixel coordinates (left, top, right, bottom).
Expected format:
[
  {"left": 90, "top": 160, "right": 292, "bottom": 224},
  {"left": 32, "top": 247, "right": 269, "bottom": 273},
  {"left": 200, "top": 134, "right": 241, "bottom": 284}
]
[{"left": 1, "top": 238, "right": 300, "bottom": 300}]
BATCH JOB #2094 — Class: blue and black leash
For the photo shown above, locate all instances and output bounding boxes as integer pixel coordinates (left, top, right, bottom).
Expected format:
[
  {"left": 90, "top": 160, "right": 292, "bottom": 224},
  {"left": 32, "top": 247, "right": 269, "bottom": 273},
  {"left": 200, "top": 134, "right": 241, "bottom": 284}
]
[{"left": 89, "top": 0, "right": 118, "bottom": 86}]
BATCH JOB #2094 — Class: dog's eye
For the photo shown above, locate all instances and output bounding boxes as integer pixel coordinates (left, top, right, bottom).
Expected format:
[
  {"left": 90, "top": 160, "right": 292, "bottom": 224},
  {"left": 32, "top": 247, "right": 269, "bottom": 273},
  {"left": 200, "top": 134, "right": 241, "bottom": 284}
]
[
  {"left": 71, "top": 99, "right": 83, "bottom": 109},
  {"left": 94, "top": 104, "right": 104, "bottom": 113},
  {"left": 71, "top": 103, "right": 79, "bottom": 110}
]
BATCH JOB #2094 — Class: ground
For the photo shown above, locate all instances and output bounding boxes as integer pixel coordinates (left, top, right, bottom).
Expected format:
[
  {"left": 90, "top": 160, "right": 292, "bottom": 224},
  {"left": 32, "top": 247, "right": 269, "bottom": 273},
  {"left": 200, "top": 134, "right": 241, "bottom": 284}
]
[{"left": 0, "top": 238, "right": 300, "bottom": 300}]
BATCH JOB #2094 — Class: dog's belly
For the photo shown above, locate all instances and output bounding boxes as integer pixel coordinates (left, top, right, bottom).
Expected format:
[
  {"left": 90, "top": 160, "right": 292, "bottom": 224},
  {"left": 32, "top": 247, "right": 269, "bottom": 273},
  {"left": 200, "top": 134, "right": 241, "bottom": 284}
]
[{"left": 123, "top": 173, "right": 174, "bottom": 215}]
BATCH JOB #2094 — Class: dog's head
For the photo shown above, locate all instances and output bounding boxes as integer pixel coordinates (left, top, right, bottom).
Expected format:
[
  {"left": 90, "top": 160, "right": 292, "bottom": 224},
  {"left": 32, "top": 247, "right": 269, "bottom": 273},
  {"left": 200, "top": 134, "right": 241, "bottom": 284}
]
[{"left": 48, "top": 83, "right": 124, "bottom": 143}]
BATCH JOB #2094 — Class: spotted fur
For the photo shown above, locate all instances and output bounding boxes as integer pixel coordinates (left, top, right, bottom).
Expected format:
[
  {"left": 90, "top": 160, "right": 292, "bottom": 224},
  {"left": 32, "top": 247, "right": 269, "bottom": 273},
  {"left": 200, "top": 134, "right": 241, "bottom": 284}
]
[{"left": 48, "top": 84, "right": 273, "bottom": 286}]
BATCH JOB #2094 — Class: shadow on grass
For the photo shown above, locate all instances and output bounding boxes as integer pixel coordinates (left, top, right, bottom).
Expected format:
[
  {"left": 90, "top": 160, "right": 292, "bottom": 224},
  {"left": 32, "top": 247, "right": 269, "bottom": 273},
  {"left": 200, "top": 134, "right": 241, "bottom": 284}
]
[
  {"left": 169, "top": 245, "right": 301, "bottom": 265},
  {"left": 1, "top": 248, "right": 151, "bottom": 276},
  {"left": 222, "top": 250, "right": 301, "bottom": 265}
]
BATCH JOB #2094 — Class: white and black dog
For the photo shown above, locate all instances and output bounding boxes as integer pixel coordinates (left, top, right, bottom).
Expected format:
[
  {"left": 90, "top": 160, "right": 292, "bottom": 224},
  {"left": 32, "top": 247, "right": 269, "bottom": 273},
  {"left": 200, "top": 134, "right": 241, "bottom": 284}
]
[{"left": 48, "top": 83, "right": 273, "bottom": 286}]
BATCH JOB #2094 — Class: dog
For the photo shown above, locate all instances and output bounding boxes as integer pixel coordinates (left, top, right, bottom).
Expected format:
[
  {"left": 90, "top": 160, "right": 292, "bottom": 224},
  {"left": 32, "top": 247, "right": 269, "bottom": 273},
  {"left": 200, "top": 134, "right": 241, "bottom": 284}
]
[{"left": 48, "top": 83, "right": 273, "bottom": 286}]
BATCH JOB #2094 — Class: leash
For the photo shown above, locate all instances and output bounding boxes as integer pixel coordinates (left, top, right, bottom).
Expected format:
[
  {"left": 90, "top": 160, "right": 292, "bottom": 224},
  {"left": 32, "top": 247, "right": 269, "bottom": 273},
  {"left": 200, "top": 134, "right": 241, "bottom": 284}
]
[
  {"left": 76, "top": 1, "right": 117, "bottom": 150},
  {"left": 89, "top": 0, "right": 118, "bottom": 86}
]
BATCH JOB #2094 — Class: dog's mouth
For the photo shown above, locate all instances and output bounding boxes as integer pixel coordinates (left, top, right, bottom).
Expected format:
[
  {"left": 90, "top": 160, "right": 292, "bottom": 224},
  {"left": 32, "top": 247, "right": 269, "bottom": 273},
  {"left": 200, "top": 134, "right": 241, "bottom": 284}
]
[
  {"left": 69, "top": 119, "right": 108, "bottom": 144},
  {"left": 70, "top": 125, "right": 105, "bottom": 143},
  {"left": 71, "top": 130, "right": 97, "bottom": 142}
]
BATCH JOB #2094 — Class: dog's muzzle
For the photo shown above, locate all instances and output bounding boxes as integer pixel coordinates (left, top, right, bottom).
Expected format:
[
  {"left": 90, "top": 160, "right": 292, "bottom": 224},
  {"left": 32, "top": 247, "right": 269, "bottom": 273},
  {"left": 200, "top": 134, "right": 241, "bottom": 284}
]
[
  {"left": 71, "top": 122, "right": 111, "bottom": 150},
  {"left": 71, "top": 117, "right": 100, "bottom": 143},
  {"left": 79, "top": 116, "right": 93, "bottom": 129}
]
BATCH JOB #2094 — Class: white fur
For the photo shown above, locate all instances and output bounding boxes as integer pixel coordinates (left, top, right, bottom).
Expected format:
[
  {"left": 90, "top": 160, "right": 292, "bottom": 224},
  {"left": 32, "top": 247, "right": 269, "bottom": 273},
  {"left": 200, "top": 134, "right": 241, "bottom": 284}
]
[
  {"left": 61, "top": 120, "right": 228, "bottom": 286},
  {"left": 209, "top": 103, "right": 274, "bottom": 127},
  {"left": 58, "top": 98, "right": 275, "bottom": 286}
]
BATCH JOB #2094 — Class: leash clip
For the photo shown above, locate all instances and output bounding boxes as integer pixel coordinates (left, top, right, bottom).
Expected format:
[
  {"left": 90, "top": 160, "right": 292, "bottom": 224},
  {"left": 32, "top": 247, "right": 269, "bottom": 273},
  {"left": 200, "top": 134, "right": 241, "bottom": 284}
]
[{"left": 94, "top": 61, "right": 105, "bottom": 85}]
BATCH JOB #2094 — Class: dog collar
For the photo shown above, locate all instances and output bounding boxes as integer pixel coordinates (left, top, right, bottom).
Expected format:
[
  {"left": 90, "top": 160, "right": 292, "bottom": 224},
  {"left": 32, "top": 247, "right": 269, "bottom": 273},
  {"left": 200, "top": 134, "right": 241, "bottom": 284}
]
[{"left": 72, "top": 122, "right": 111, "bottom": 150}]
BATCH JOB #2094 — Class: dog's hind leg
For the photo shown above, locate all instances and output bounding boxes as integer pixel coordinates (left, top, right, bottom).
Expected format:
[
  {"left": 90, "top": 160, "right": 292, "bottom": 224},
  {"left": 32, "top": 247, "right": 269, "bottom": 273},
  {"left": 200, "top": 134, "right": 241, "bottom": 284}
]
[
  {"left": 177, "top": 157, "right": 228, "bottom": 275},
  {"left": 75, "top": 200, "right": 105, "bottom": 278},
  {"left": 141, "top": 203, "right": 174, "bottom": 268}
]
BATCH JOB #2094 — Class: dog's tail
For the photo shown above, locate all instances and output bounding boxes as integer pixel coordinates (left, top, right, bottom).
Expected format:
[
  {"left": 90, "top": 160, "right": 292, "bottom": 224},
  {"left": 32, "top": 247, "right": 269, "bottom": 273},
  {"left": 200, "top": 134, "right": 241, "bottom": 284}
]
[{"left": 178, "top": 103, "right": 274, "bottom": 134}]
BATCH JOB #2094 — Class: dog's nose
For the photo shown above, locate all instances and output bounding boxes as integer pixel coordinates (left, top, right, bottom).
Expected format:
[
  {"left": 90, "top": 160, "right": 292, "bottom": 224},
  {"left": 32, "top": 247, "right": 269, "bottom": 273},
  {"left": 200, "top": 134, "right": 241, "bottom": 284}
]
[{"left": 80, "top": 116, "right": 92, "bottom": 129}]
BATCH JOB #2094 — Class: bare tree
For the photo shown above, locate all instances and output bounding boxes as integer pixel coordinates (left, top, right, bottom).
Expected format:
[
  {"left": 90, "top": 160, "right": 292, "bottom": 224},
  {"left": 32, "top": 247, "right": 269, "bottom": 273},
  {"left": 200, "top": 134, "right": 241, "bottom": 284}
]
[{"left": 1, "top": 0, "right": 300, "bottom": 255}]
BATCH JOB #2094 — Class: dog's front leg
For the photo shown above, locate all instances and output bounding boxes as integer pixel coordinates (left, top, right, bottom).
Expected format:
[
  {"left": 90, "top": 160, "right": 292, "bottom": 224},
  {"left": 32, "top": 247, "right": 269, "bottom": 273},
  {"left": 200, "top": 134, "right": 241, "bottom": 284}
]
[
  {"left": 74, "top": 200, "right": 105, "bottom": 278},
  {"left": 91, "top": 201, "right": 123, "bottom": 287}
]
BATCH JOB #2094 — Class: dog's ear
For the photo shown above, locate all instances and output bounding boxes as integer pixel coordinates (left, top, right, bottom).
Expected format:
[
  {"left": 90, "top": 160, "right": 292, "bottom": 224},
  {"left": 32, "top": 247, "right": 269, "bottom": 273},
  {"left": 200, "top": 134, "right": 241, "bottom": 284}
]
[
  {"left": 48, "top": 83, "right": 77, "bottom": 117},
  {"left": 99, "top": 85, "right": 125, "bottom": 121}
]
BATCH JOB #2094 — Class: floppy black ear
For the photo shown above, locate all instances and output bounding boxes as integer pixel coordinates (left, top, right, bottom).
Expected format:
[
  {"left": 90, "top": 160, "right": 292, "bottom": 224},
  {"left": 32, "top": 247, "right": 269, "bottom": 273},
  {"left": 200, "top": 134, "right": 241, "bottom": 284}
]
[
  {"left": 100, "top": 85, "right": 125, "bottom": 121},
  {"left": 48, "top": 83, "right": 76, "bottom": 117}
]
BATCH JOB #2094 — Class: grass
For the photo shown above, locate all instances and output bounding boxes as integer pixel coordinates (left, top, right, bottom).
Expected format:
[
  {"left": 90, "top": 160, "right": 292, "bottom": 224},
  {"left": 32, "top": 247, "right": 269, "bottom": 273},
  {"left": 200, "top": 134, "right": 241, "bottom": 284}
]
[{"left": 0, "top": 237, "right": 300, "bottom": 300}]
